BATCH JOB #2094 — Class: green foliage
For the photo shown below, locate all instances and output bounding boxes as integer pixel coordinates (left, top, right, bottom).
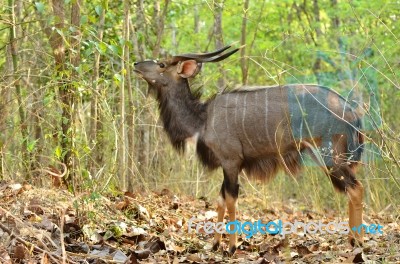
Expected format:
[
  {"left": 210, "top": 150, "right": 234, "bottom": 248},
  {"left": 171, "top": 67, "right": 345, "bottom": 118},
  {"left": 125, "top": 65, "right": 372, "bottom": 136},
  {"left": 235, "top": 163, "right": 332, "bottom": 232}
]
[{"left": 34, "top": 2, "right": 45, "bottom": 13}]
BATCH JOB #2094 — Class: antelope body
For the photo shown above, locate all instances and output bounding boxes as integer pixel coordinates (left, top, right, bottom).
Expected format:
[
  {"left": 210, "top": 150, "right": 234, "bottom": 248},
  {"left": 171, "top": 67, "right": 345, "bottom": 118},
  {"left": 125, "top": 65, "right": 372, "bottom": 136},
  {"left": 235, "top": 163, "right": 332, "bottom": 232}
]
[{"left": 133, "top": 46, "right": 364, "bottom": 255}]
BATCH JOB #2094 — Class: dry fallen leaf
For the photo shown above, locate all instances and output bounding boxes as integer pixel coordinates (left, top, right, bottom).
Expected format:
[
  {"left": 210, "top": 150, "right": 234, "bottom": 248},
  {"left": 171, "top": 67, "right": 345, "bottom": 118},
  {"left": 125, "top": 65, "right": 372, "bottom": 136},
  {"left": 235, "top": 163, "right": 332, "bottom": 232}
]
[
  {"left": 1, "top": 181, "right": 398, "bottom": 263},
  {"left": 296, "top": 244, "right": 312, "bottom": 257},
  {"left": 136, "top": 204, "right": 150, "bottom": 220},
  {"left": 134, "top": 249, "right": 151, "bottom": 260},
  {"left": 127, "top": 252, "right": 139, "bottom": 264},
  {"left": 0, "top": 245, "right": 12, "bottom": 264},
  {"left": 116, "top": 198, "right": 131, "bottom": 210},
  {"left": 186, "top": 253, "right": 202, "bottom": 262},
  {"left": 144, "top": 237, "right": 166, "bottom": 254},
  {"left": 40, "top": 252, "right": 49, "bottom": 264},
  {"left": 13, "top": 243, "right": 25, "bottom": 260}
]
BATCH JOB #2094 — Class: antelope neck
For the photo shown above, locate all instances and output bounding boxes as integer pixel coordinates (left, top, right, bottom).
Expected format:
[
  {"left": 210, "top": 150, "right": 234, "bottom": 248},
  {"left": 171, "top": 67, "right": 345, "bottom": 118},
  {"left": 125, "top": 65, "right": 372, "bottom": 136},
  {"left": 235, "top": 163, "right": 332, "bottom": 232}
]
[{"left": 157, "top": 79, "right": 207, "bottom": 150}]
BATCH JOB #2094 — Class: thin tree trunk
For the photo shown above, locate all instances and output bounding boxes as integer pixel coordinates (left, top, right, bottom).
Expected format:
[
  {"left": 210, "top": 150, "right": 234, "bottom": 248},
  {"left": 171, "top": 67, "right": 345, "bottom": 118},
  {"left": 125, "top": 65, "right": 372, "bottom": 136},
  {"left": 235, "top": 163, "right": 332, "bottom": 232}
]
[
  {"left": 31, "top": 86, "right": 42, "bottom": 178},
  {"left": 292, "top": 2, "right": 311, "bottom": 44},
  {"left": 330, "top": 0, "right": 341, "bottom": 52},
  {"left": 119, "top": 0, "right": 130, "bottom": 190},
  {"left": 89, "top": 1, "right": 106, "bottom": 176},
  {"left": 71, "top": 0, "right": 81, "bottom": 85},
  {"left": 69, "top": 0, "right": 81, "bottom": 188},
  {"left": 213, "top": 0, "right": 225, "bottom": 91},
  {"left": 247, "top": 0, "right": 266, "bottom": 84},
  {"left": 136, "top": 0, "right": 146, "bottom": 59},
  {"left": 299, "top": 0, "right": 318, "bottom": 46},
  {"left": 127, "top": 82, "right": 136, "bottom": 191},
  {"left": 312, "top": 0, "right": 322, "bottom": 81},
  {"left": 152, "top": 0, "right": 169, "bottom": 58},
  {"left": 1, "top": 31, "right": 13, "bottom": 180},
  {"left": 240, "top": 0, "right": 250, "bottom": 85},
  {"left": 313, "top": 0, "right": 322, "bottom": 40},
  {"left": 330, "top": 0, "right": 339, "bottom": 29},
  {"left": 128, "top": 19, "right": 139, "bottom": 190},
  {"left": 8, "top": 0, "right": 30, "bottom": 179},
  {"left": 45, "top": 0, "right": 71, "bottom": 186},
  {"left": 135, "top": 0, "right": 149, "bottom": 175}
]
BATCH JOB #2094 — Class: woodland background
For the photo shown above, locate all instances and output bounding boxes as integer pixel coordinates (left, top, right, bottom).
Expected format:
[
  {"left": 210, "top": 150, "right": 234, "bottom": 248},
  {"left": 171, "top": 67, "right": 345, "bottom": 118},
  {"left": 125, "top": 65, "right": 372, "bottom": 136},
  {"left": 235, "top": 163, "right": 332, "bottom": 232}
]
[{"left": 1, "top": 0, "right": 400, "bottom": 218}]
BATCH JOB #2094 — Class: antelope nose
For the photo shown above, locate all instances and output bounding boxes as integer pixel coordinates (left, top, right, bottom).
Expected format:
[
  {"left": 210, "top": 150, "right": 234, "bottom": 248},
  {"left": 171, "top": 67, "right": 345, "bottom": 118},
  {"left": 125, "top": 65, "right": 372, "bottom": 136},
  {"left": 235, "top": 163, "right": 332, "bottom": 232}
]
[{"left": 133, "top": 62, "right": 139, "bottom": 66}]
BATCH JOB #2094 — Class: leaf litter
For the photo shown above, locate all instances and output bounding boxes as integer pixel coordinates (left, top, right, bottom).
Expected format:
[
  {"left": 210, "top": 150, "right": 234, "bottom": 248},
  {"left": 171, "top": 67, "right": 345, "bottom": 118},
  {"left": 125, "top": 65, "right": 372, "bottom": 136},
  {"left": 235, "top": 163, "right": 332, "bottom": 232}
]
[{"left": 0, "top": 181, "right": 399, "bottom": 263}]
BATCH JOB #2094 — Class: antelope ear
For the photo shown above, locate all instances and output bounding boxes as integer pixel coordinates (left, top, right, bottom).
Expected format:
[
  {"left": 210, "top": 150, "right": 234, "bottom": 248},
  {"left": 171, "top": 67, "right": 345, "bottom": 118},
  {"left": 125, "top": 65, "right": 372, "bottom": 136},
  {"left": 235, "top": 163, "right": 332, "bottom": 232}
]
[{"left": 177, "top": 60, "right": 202, "bottom": 78}]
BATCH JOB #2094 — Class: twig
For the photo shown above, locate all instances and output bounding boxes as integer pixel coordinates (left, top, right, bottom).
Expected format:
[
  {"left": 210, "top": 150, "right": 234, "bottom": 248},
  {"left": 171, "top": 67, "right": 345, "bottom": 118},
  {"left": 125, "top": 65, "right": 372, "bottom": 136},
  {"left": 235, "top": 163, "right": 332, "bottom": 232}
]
[
  {"left": 0, "top": 206, "right": 77, "bottom": 263},
  {"left": 60, "top": 209, "right": 67, "bottom": 264},
  {"left": 0, "top": 220, "right": 64, "bottom": 263}
]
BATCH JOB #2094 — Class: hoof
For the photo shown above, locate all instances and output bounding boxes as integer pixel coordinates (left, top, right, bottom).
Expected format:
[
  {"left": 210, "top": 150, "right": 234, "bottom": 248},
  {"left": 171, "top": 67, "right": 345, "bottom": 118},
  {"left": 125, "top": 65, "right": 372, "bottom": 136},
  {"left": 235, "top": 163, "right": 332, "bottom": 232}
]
[
  {"left": 349, "top": 237, "right": 363, "bottom": 247},
  {"left": 212, "top": 241, "right": 220, "bottom": 251},
  {"left": 223, "top": 245, "right": 236, "bottom": 256}
]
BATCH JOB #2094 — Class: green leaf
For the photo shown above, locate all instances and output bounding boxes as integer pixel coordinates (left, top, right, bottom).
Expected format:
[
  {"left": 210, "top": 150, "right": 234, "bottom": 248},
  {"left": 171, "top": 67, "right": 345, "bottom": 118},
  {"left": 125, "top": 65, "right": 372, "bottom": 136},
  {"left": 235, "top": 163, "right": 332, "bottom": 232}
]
[
  {"left": 80, "top": 15, "right": 88, "bottom": 25},
  {"left": 55, "top": 145, "right": 62, "bottom": 159},
  {"left": 89, "top": 15, "right": 97, "bottom": 24},
  {"left": 55, "top": 28, "right": 64, "bottom": 37},
  {"left": 43, "top": 93, "right": 54, "bottom": 106},
  {"left": 35, "top": 2, "right": 45, "bottom": 13},
  {"left": 62, "top": 116, "right": 69, "bottom": 125},
  {"left": 95, "top": 5, "right": 103, "bottom": 16},
  {"left": 108, "top": 45, "right": 121, "bottom": 55},
  {"left": 27, "top": 139, "right": 38, "bottom": 153},
  {"left": 98, "top": 42, "right": 107, "bottom": 54},
  {"left": 113, "top": 73, "right": 123, "bottom": 85}
]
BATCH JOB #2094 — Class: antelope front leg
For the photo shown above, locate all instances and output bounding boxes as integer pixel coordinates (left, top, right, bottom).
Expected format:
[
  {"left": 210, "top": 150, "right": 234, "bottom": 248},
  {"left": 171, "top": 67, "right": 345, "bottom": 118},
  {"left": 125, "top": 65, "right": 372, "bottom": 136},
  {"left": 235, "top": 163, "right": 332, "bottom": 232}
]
[
  {"left": 219, "top": 167, "right": 239, "bottom": 256},
  {"left": 225, "top": 192, "right": 238, "bottom": 255},
  {"left": 347, "top": 180, "right": 364, "bottom": 246},
  {"left": 212, "top": 194, "right": 226, "bottom": 251}
]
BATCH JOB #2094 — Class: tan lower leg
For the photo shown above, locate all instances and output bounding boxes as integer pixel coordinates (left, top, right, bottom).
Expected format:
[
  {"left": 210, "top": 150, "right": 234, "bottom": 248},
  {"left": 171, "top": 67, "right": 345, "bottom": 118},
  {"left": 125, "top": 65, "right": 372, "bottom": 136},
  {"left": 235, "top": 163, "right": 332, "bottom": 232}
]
[
  {"left": 347, "top": 181, "right": 364, "bottom": 245},
  {"left": 213, "top": 195, "right": 226, "bottom": 248},
  {"left": 225, "top": 193, "right": 237, "bottom": 251}
]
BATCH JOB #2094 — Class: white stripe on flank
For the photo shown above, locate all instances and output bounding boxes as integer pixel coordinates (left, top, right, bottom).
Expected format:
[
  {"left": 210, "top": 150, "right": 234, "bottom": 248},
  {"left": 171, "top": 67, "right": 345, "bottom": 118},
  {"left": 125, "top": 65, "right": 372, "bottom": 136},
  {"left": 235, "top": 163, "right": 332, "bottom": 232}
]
[
  {"left": 210, "top": 101, "right": 221, "bottom": 146},
  {"left": 234, "top": 94, "right": 239, "bottom": 127},
  {"left": 225, "top": 93, "right": 230, "bottom": 134},
  {"left": 264, "top": 90, "right": 270, "bottom": 143},
  {"left": 242, "top": 93, "right": 256, "bottom": 150}
]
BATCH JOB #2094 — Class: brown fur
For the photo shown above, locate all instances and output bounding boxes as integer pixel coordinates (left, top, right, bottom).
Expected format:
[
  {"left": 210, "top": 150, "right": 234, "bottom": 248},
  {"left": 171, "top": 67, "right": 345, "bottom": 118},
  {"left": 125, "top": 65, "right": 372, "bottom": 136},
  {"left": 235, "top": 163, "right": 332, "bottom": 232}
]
[{"left": 134, "top": 47, "right": 365, "bottom": 255}]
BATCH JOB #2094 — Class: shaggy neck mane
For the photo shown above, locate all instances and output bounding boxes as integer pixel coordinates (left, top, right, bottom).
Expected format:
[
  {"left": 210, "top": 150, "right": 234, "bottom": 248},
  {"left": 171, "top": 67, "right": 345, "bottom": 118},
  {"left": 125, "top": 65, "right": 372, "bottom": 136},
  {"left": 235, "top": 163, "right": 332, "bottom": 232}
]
[{"left": 156, "top": 79, "right": 207, "bottom": 152}]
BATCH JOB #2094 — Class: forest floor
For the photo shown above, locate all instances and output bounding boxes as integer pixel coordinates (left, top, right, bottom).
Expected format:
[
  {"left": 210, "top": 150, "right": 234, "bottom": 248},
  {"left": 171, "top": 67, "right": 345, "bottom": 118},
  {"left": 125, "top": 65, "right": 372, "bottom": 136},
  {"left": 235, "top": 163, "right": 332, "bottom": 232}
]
[{"left": 0, "top": 181, "right": 399, "bottom": 263}]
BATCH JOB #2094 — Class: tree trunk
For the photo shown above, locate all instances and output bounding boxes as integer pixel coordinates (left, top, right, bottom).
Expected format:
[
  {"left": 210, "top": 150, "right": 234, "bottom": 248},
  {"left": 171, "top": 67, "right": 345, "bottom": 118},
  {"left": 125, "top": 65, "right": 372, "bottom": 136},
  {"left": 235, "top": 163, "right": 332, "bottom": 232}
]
[
  {"left": 213, "top": 0, "right": 225, "bottom": 92},
  {"left": 89, "top": 0, "right": 107, "bottom": 177},
  {"left": 312, "top": 0, "right": 322, "bottom": 82},
  {"left": 299, "top": 0, "right": 318, "bottom": 46},
  {"left": 128, "top": 19, "right": 139, "bottom": 190},
  {"left": 69, "top": 0, "right": 81, "bottom": 188},
  {"left": 43, "top": 0, "right": 70, "bottom": 185},
  {"left": 135, "top": 0, "right": 146, "bottom": 60},
  {"left": 240, "top": 0, "right": 250, "bottom": 85},
  {"left": 135, "top": 0, "right": 150, "bottom": 176},
  {"left": 8, "top": 0, "right": 30, "bottom": 179},
  {"left": 152, "top": 0, "right": 170, "bottom": 58},
  {"left": 330, "top": 0, "right": 339, "bottom": 29},
  {"left": 119, "top": 0, "right": 131, "bottom": 190}
]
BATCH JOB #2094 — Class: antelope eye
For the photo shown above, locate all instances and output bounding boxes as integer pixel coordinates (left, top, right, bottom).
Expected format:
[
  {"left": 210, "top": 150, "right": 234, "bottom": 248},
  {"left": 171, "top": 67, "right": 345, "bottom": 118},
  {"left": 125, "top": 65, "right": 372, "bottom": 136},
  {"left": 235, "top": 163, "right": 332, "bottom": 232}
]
[{"left": 159, "top": 63, "right": 165, "bottom": 68}]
